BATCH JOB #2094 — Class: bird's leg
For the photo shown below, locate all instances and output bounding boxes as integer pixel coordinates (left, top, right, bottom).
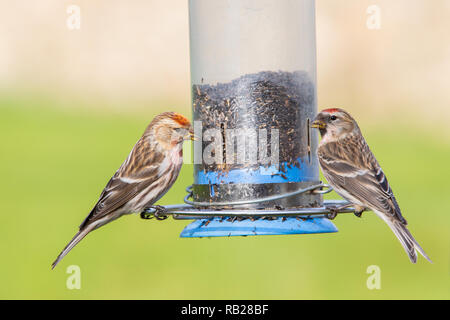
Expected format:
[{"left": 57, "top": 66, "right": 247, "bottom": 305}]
[
  {"left": 325, "top": 203, "right": 354, "bottom": 220},
  {"left": 140, "top": 211, "right": 154, "bottom": 220},
  {"left": 325, "top": 206, "right": 339, "bottom": 220},
  {"left": 140, "top": 205, "right": 168, "bottom": 220},
  {"left": 153, "top": 205, "right": 169, "bottom": 221},
  {"left": 353, "top": 205, "right": 366, "bottom": 218},
  {"left": 354, "top": 211, "right": 363, "bottom": 218},
  {"left": 325, "top": 203, "right": 366, "bottom": 220}
]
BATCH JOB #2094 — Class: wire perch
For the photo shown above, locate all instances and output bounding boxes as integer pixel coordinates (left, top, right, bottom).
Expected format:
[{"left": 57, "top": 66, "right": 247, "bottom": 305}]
[{"left": 141, "top": 183, "right": 368, "bottom": 221}]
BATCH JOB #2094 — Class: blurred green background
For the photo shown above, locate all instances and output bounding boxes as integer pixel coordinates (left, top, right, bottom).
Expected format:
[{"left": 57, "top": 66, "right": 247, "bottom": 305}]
[
  {"left": 1, "top": 96, "right": 448, "bottom": 300},
  {"left": 0, "top": 0, "right": 449, "bottom": 299}
]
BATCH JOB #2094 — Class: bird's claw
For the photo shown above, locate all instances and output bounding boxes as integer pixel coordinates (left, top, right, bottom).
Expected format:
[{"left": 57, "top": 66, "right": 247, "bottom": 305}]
[
  {"left": 141, "top": 205, "right": 168, "bottom": 221},
  {"left": 354, "top": 210, "right": 364, "bottom": 218},
  {"left": 140, "top": 211, "right": 154, "bottom": 220},
  {"left": 153, "top": 205, "right": 169, "bottom": 220},
  {"left": 325, "top": 206, "right": 339, "bottom": 220}
]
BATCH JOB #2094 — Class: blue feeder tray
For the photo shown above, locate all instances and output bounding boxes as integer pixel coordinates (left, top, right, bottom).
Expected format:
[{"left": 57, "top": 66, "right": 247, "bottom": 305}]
[{"left": 180, "top": 216, "right": 338, "bottom": 238}]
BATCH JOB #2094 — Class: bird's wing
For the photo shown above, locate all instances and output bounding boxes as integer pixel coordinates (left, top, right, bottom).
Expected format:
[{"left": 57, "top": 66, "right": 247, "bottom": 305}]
[
  {"left": 319, "top": 145, "right": 406, "bottom": 224},
  {"left": 79, "top": 139, "right": 165, "bottom": 230},
  {"left": 79, "top": 168, "right": 159, "bottom": 230}
]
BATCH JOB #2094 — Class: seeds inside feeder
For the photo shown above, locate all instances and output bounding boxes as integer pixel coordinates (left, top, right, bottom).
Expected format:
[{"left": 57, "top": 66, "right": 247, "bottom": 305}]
[{"left": 192, "top": 70, "right": 321, "bottom": 209}]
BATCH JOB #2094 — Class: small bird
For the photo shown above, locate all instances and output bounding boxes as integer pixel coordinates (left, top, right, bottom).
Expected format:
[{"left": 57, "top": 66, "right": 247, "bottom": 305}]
[
  {"left": 312, "top": 108, "right": 431, "bottom": 263},
  {"left": 52, "top": 112, "right": 194, "bottom": 269}
]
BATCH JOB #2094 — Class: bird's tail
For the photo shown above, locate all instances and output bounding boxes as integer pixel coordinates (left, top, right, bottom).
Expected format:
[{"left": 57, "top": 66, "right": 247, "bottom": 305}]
[
  {"left": 385, "top": 218, "right": 432, "bottom": 264},
  {"left": 51, "top": 226, "right": 93, "bottom": 270}
]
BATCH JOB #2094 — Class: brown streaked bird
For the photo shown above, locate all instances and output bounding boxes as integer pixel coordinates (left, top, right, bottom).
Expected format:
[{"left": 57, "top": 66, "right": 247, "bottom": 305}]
[
  {"left": 51, "top": 112, "right": 194, "bottom": 269},
  {"left": 312, "top": 108, "right": 431, "bottom": 263}
]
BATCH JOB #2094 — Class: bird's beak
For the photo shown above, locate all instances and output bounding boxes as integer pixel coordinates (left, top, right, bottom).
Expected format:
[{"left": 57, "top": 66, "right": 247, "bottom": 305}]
[
  {"left": 187, "top": 128, "right": 199, "bottom": 141},
  {"left": 311, "top": 120, "right": 326, "bottom": 130}
]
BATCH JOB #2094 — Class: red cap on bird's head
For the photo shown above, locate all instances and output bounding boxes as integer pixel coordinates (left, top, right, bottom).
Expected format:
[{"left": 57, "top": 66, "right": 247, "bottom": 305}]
[
  {"left": 170, "top": 113, "right": 191, "bottom": 127},
  {"left": 321, "top": 108, "right": 342, "bottom": 114}
]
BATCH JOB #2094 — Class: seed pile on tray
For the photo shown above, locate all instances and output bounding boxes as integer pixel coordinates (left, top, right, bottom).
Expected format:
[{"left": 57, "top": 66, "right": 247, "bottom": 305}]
[{"left": 193, "top": 70, "right": 315, "bottom": 173}]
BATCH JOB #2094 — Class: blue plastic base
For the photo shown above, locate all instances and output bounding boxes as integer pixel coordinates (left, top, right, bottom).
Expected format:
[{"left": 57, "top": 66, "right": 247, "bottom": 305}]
[{"left": 179, "top": 216, "right": 338, "bottom": 238}]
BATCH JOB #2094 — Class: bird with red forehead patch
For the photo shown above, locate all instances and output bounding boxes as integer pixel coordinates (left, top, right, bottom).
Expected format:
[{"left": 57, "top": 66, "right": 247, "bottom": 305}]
[
  {"left": 52, "top": 112, "right": 194, "bottom": 269},
  {"left": 311, "top": 108, "right": 356, "bottom": 142},
  {"left": 312, "top": 108, "right": 431, "bottom": 263}
]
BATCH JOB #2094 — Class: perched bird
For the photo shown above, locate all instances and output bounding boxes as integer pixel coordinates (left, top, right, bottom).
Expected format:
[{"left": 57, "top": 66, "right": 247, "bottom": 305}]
[
  {"left": 52, "top": 112, "right": 194, "bottom": 269},
  {"left": 312, "top": 108, "right": 431, "bottom": 263}
]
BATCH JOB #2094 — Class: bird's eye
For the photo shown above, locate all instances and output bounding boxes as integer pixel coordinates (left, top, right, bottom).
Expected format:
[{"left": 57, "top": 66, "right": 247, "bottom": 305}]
[{"left": 330, "top": 115, "right": 337, "bottom": 121}]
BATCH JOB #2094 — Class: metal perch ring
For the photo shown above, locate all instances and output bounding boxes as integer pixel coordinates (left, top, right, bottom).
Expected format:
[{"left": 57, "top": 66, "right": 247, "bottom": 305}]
[{"left": 142, "top": 183, "right": 367, "bottom": 221}]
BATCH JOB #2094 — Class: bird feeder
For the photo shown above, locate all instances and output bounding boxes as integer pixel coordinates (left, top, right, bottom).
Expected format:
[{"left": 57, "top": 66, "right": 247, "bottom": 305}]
[{"left": 143, "top": 0, "right": 357, "bottom": 237}]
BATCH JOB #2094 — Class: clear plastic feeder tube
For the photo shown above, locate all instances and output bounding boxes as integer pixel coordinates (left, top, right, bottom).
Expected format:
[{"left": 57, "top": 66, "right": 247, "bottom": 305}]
[{"left": 190, "top": 0, "right": 321, "bottom": 209}]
